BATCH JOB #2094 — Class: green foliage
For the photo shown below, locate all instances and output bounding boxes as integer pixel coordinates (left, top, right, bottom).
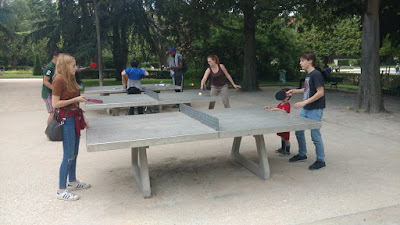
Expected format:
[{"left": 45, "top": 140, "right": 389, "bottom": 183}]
[
  {"left": 256, "top": 18, "right": 301, "bottom": 81},
  {"left": 32, "top": 54, "right": 42, "bottom": 75},
  {"left": 79, "top": 69, "right": 116, "bottom": 79},
  {"left": 298, "top": 16, "right": 362, "bottom": 63},
  {"left": 190, "top": 27, "right": 244, "bottom": 81}
]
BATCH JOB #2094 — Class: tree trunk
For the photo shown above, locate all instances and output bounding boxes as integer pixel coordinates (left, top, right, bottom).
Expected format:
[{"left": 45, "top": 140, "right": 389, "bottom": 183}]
[
  {"left": 12, "top": 55, "right": 18, "bottom": 70},
  {"left": 240, "top": 3, "right": 258, "bottom": 91},
  {"left": 157, "top": 43, "right": 168, "bottom": 69},
  {"left": 112, "top": 25, "right": 123, "bottom": 81},
  {"left": 93, "top": 0, "right": 104, "bottom": 86},
  {"left": 111, "top": 24, "right": 129, "bottom": 81},
  {"left": 357, "top": 0, "right": 384, "bottom": 113}
]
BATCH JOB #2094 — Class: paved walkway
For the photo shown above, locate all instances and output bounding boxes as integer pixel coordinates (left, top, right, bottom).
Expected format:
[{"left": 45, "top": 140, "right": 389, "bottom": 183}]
[{"left": 0, "top": 79, "right": 399, "bottom": 225}]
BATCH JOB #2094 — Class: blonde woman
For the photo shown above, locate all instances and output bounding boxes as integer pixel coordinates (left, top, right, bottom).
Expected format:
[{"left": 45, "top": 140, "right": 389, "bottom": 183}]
[
  {"left": 200, "top": 55, "right": 241, "bottom": 109},
  {"left": 52, "top": 54, "right": 90, "bottom": 201}
]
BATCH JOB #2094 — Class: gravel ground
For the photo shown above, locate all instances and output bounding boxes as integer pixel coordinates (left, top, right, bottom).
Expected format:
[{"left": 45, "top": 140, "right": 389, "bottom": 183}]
[{"left": 0, "top": 78, "right": 399, "bottom": 225}]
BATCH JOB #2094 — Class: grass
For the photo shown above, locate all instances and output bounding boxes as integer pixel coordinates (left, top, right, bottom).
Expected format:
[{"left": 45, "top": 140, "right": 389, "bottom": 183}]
[
  {"left": 336, "top": 83, "right": 359, "bottom": 90},
  {"left": 0, "top": 70, "right": 38, "bottom": 78}
]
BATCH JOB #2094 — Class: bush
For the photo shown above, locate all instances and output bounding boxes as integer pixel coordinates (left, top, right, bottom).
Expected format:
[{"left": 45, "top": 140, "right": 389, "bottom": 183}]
[
  {"left": 337, "top": 59, "right": 350, "bottom": 66},
  {"left": 184, "top": 69, "right": 204, "bottom": 81},
  {"left": 147, "top": 70, "right": 171, "bottom": 79},
  {"left": 33, "top": 54, "right": 42, "bottom": 76},
  {"left": 79, "top": 69, "right": 116, "bottom": 79},
  {"left": 141, "top": 62, "right": 159, "bottom": 69}
]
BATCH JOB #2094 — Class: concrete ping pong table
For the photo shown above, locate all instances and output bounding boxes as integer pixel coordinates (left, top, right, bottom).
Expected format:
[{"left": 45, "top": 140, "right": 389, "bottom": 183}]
[
  {"left": 83, "top": 84, "right": 181, "bottom": 96},
  {"left": 86, "top": 104, "right": 322, "bottom": 198},
  {"left": 84, "top": 89, "right": 218, "bottom": 116}
]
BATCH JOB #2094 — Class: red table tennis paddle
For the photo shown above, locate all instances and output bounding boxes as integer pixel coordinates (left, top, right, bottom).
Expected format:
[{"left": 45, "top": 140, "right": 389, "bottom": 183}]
[
  {"left": 275, "top": 90, "right": 288, "bottom": 101},
  {"left": 86, "top": 98, "right": 103, "bottom": 103},
  {"left": 90, "top": 62, "right": 97, "bottom": 69}
]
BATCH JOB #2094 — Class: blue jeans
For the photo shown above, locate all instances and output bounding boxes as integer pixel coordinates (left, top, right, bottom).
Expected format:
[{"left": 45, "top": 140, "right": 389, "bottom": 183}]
[
  {"left": 295, "top": 108, "right": 325, "bottom": 161},
  {"left": 59, "top": 117, "right": 80, "bottom": 189}
]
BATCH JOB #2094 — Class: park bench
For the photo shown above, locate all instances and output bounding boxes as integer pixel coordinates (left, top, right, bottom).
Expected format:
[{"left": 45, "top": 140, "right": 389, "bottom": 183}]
[
  {"left": 298, "top": 76, "right": 344, "bottom": 89},
  {"left": 325, "top": 76, "right": 344, "bottom": 89}
]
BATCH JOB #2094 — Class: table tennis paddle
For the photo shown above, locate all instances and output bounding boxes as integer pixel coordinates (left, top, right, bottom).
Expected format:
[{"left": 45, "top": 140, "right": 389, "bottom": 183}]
[
  {"left": 90, "top": 62, "right": 97, "bottom": 69},
  {"left": 202, "top": 84, "right": 206, "bottom": 91},
  {"left": 275, "top": 90, "right": 288, "bottom": 101},
  {"left": 86, "top": 98, "right": 103, "bottom": 103}
]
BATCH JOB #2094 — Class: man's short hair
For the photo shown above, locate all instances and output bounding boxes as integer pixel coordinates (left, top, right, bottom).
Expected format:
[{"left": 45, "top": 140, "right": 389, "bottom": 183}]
[
  {"left": 300, "top": 51, "right": 316, "bottom": 67},
  {"left": 52, "top": 50, "right": 61, "bottom": 57},
  {"left": 131, "top": 60, "right": 138, "bottom": 68}
]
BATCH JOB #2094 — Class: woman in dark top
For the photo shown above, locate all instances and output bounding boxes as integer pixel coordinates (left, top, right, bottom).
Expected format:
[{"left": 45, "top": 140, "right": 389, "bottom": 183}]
[{"left": 200, "top": 55, "right": 241, "bottom": 109}]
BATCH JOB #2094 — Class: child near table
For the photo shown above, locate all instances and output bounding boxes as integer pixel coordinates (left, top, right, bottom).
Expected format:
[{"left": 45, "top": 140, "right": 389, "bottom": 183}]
[{"left": 264, "top": 88, "right": 291, "bottom": 156}]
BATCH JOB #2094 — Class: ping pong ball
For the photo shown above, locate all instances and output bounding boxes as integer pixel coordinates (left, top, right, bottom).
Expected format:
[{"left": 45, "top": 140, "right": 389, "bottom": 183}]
[{"left": 199, "top": 92, "right": 202, "bottom": 96}]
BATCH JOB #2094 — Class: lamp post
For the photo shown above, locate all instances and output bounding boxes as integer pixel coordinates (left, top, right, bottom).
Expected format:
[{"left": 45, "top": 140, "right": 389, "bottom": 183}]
[{"left": 85, "top": 0, "right": 104, "bottom": 86}]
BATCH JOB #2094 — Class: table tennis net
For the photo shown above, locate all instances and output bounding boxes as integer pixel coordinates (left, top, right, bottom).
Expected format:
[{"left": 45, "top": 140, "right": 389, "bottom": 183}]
[
  {"left": 179, "top": 104, "right": 219, "bottom": 131},
  {"left": 144, "top": 89, "right": 160, "bottom": 101}
]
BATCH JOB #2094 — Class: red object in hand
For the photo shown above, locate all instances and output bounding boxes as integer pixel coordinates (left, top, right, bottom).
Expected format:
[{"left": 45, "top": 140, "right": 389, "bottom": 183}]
[
  {"left": 90, "top": 62, "right": 97, "bottom": 69},
  {"left": 86, "top": 98, "right": 103, "bottom": 103}
]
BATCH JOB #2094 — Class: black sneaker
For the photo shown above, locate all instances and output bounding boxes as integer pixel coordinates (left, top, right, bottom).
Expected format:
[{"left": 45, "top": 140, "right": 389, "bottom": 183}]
[
  {"left": 275, "top": 148, "right": 282, "bottom": 153},
  {"left": 289, "top": 154, "right": 307, "bottom": 162},
  {"left": 309, "top": 160, "right": 326, "bottom": 170},
  {"left": 279, "top": 150, "right": 290, "bottom": 157}
]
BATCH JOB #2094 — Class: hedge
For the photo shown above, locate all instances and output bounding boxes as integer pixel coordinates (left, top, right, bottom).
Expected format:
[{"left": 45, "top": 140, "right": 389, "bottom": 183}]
[
  {"left": 294, "top": 72, "right": 400, "bottom": 95},
  {"left": 79, "top": 69, "right": 115, "bottom": 79},
  {"left": 78, "top": 69, "right": 205, "bottom": 80},
  {"left": 79, "top": 69, "right": 172, "bottom": 79},
  {"left": 337, "top": 59, "right": 361, "bottom": 66}
]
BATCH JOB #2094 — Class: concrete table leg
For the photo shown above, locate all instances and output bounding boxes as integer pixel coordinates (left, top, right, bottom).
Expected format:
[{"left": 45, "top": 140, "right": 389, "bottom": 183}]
[
  {"left": 209, "top": 101, "right": 216, "bottom": 109},
  {"left": 231, "top": 135, "right": 270, "bottom": 180},
  {"left": 99, "top": 94, "right": 111, "bottom": 115},
  {"left": 111, "top": 108, "right": 120, "bottom": 116},
  {"left": 131, "top": 147, "right": 151, "bottom": 198}
]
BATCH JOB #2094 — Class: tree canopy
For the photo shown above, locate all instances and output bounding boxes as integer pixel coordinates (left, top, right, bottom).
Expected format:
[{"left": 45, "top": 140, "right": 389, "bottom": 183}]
[{"left": 0, "top": 0, "right": 399, "bottom": 112}]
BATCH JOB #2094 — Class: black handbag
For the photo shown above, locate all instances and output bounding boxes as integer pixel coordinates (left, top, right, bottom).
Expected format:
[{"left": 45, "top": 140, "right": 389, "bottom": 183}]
[{"left": 45, "top": 105, "right": 71, "bottom": 141}]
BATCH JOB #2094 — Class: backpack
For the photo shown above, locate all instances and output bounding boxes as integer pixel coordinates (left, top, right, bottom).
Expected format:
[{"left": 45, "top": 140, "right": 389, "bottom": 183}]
[{"left": 182, "top": 58, "right": 188, "bottom": 73}]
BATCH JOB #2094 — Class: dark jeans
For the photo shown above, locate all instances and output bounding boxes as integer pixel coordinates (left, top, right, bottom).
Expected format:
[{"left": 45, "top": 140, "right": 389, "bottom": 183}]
[
  {"left": 127, "top": 87, "right": 143, "bottom": 115},
  {"left": 173, "top": 74, "right": 184, "bottom": 92}
]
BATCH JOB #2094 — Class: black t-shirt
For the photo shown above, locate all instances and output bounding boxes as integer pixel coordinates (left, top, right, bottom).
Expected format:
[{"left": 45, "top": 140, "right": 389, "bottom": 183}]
[
  {"left": 303, "top": 69, "right": 325, "bottom": 110},
  {"left": 75, "top": 72, "right": 82, "bottom": 85}
]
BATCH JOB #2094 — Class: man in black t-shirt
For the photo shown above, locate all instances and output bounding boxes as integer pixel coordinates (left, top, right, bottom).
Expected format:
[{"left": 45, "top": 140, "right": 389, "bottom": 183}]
[{"left": 286, "top": 51, "right": 326, "bottom": 170}]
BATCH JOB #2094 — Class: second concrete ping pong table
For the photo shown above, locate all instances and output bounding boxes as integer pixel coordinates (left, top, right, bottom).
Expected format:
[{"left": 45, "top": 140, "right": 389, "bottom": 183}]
[
  {"left": 84, "top": 89, "right": 218, "bottom": 116},
  {"left": 83, "top": 84, "right": 181, "bottom": 96},
  {"left": 86, "top": 104, "right": 322, "bottom": 198}
]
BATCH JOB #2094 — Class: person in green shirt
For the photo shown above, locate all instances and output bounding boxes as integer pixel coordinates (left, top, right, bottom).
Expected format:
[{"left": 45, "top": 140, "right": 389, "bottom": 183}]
[{"left": 42, "top": 50, "right": 61, "bottom": 125}]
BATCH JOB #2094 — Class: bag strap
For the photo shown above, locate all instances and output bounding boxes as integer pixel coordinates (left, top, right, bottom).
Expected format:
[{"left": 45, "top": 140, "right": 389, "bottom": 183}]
[{"left": 61, "top": 105, "right": 72, "bottom": 122}]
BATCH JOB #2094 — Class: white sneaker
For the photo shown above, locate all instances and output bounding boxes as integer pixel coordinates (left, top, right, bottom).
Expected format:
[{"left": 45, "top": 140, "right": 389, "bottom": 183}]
[
  {"left": 57, "top": 190, "right": 79, "bottom": 201},
  {"left": 67, "top": 180, "right": 91, "bottom": 190}
]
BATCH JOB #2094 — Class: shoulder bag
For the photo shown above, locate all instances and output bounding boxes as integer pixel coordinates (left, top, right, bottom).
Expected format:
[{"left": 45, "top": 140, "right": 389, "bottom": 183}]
[{"left": 45, "top": 105, "right": 71, "bottom": 141}]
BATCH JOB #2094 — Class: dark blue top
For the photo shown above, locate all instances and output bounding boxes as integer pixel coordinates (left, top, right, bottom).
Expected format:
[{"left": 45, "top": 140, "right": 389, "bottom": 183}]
[{"left": 124, "top": 67, "right": 146, "bottom": 80}]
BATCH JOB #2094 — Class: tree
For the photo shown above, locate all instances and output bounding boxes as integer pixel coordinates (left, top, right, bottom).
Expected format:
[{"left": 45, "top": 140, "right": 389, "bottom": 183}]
[
  {"left": 297, "top": 0, "right": 400, "bottom": 113},
  {"left": 93, "top": 0, "right": 103, "bottom": 86},
  {"left": 152, "top": 0, "right": 294, "bottom": 91},
  {"left": 33, "top": 54, "right": 42, "bottom": 75},
  {"left": 298, "top": 16, "right": 362, "bottom": 64},
  {"left": 357, "top": 0, "right": 383, "bottom": 112}
]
